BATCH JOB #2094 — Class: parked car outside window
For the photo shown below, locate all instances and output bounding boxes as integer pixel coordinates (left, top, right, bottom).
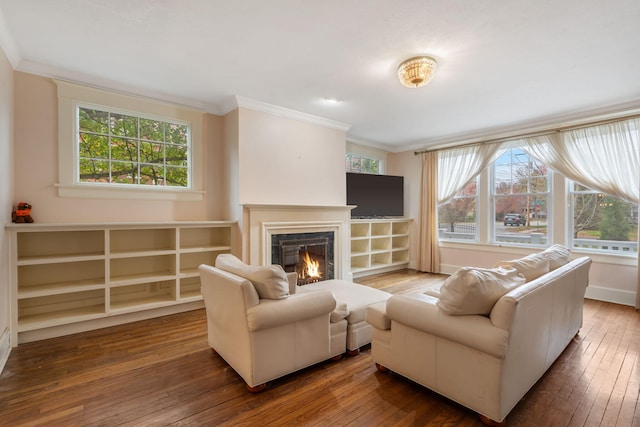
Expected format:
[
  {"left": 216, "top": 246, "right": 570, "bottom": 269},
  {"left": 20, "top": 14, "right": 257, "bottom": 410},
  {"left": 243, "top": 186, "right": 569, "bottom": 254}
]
[{"left": 504, "top": 213, "right": 527, "bottom": 226}]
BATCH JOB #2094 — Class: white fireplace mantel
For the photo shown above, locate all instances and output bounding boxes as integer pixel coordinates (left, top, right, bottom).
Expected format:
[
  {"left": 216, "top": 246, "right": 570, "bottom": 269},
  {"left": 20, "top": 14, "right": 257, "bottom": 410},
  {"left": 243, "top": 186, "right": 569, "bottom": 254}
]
[{"left": 242, "top": 204, "right": 354, "bottom": 281}]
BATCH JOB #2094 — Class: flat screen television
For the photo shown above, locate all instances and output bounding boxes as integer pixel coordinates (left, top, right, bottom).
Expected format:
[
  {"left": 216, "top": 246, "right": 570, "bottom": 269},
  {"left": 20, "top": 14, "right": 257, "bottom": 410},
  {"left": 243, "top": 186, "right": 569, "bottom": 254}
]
[{"left": 346, "top": 172, "right": 404, "bottom": 218}]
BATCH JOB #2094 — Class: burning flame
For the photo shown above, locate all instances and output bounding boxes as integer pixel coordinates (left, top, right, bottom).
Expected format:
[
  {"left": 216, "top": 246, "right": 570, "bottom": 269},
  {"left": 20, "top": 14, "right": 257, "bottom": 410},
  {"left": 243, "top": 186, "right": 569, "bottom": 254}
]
[{"left": 301, "top": 252, "right": 322, "bottom": 279}]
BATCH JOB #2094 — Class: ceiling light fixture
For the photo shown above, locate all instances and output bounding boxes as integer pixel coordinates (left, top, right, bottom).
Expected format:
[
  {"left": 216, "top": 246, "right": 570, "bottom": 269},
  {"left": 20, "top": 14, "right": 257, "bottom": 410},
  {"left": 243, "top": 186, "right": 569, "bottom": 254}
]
[{"left": 397, "top": 56, "right": 438, "bottom": 88}]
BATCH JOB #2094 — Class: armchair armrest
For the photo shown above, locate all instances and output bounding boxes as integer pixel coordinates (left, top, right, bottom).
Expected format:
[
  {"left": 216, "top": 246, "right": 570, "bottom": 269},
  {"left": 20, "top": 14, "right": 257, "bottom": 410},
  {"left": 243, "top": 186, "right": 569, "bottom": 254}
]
[
  {"left": 387, "top": 294, "right": 509, "bottom": 358},
  {"left": 247, "top": 290, "right": 336, "bottom": 332}
]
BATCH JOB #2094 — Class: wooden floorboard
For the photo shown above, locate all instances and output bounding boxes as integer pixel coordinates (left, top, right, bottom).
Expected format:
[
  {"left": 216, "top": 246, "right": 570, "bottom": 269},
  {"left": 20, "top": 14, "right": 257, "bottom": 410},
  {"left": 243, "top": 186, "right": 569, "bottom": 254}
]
[{"left": 0, "top": 269, "right": 639, "bottom": 426}]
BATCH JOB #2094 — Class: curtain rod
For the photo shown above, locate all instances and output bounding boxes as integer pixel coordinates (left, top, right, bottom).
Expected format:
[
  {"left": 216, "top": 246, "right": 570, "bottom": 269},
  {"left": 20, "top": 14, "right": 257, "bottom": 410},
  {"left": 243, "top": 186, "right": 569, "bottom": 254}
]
[{"left": 414, "top": 111, "right": 640, "bottom": 155}]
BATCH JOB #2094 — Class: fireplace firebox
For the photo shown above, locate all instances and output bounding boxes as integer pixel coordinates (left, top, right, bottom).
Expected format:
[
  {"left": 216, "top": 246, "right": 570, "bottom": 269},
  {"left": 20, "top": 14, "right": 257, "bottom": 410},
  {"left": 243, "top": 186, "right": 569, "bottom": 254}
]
[{"left": 271, "top": 232, "right": 334, "bottom": 285}]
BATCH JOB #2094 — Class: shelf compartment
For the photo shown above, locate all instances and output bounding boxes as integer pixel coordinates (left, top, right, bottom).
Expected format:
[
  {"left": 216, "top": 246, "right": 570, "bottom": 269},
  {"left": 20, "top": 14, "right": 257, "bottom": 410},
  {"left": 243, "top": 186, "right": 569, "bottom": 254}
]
[
  {"left": 351, "top": 239, "right": 370, "bottom": 255},
  {"left": 18, "top": 289, "right": 106, "bottom": 330},
  {"left": 110, "top": 228, "right": 176, "bottom": 254},
  {"left": 180, "top": 227, "right": 231, "bottom": 250},
  {"left": 392, "top": 221, "right": 410, "bottom": 235},
  {"left": 110, "top": 280, "right": 177, "bottom": 311},
  {"left": 110, "top": 255, "right": 176, "bottom": 285},
  {"left": 351, "top": 223, "right": 370, "bottom": 238},
  {"left": 371, "top": 237, "right": 391, "bottom": 251},
  {"left": 351, "top": 254, "right": 370, "bottom": 271},
  {"left": 179, "top": 277, "right": 202, "bottom": 300},
  {"left": 371, "top": 252, "right": 391, "bottom": 267},
  {"left": 17, "top": 230, "right": 105, "bottom": 261},
  {"left": 18, "top": 260, "right": 105, "bottom": 297},
  {"left": 392, "top": 249, "right": 410, "bottom": 264},
  {"left": 392, "top": 235, "right": 409, "bottom": 249},
  {"left": 180, "top": 251, "right": 226, "bottom": 277},
  {"left": 371, "top": 222, "right": 391, "bottom": 236}
]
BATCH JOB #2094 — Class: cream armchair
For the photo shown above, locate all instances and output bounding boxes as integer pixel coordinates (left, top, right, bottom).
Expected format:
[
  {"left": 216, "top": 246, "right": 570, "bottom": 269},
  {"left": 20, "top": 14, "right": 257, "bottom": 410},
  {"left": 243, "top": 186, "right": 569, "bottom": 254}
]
[{"left": 199, "top": 255, "right": 347, "bottom": 392}]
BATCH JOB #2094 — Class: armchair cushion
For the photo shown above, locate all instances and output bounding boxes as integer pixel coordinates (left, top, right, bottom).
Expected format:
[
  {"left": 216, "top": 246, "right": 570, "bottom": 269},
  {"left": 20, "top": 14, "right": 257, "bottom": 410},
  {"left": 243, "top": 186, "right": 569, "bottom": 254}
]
[
  {"left": 216, "top": 254, "right": 289, "bottom": 300},
  {"left": 437, "top": 266, "right": 525, "bottom": 315}
]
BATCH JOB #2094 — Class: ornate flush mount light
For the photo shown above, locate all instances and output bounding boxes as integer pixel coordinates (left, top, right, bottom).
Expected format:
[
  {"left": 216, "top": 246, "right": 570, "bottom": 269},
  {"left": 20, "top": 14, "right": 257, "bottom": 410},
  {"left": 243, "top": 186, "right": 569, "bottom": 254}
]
[{"left": 397, "top": 56, "right": 438, "bottom": 88}]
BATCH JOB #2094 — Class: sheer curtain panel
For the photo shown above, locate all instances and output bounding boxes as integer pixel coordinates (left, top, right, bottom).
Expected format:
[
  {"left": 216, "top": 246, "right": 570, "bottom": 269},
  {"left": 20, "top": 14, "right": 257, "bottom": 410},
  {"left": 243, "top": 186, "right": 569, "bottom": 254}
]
[
  {"left": 521, "top": 118, "right": 640, "bottom": 308},
  {"left": 418, "top": 143, "right": 503, "bottom": 273}
]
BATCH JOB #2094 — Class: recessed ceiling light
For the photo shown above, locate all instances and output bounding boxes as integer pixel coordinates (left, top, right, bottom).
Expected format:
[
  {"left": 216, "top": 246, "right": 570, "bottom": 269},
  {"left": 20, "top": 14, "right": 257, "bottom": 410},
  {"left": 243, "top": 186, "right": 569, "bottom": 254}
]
[{"left": 323, "top": 97, "right": 340, "bottom": 104}]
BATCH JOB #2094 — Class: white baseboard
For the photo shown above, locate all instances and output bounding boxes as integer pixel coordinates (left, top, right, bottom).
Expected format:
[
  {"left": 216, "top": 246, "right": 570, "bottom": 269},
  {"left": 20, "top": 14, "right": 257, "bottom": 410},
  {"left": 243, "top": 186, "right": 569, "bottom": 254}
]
[
  {"left": 0, "top": 328, "right": 11, "bottom": 375},
  {"left": 585, "top": 285, "right": 636, "bottom": 307}
]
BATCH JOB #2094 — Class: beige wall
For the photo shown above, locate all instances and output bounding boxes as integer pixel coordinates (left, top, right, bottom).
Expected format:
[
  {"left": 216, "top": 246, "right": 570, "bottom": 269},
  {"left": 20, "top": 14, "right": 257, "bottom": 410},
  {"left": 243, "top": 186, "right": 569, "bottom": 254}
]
[
  {"left": 0, "top": 45, "right": 13, "bottom": 350},
  {"left": 237, "top": 107, "right": 346, "bottom": 206},
  {"left": 13, "top": 72, "right": 224, "bottom": 223},
  {"left": 391, "top": 147, "right": 638, "bottom": 306}
]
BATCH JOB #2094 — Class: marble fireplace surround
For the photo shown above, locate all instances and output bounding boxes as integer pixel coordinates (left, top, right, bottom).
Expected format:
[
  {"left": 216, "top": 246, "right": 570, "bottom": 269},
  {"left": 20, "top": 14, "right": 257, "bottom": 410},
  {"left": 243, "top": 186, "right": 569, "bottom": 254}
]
[{"left": 242, "top": 204, "right": 354, "bottom": 282}]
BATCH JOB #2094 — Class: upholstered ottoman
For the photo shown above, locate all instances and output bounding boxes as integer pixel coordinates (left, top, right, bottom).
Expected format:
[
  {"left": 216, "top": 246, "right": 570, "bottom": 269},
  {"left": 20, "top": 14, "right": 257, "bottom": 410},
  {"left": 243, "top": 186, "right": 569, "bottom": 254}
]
[{"left": 297, "top": 279, "right": 391, "bottom": 354}]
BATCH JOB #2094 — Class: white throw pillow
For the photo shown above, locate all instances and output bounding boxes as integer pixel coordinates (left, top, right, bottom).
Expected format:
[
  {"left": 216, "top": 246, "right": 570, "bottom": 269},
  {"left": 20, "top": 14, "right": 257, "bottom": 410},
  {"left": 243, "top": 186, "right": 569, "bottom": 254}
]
[
  {"left": 437, "top": 266, "right": 526, "bottom": 316},
  {"left": 495, "top": 253, "right": 549, "bottom": 282},
  {"left": 540, "top": 244, "right": 571, "bottom": 270},
  {"left": 215, "top": 254, "right": 290, "bottom": 300}
]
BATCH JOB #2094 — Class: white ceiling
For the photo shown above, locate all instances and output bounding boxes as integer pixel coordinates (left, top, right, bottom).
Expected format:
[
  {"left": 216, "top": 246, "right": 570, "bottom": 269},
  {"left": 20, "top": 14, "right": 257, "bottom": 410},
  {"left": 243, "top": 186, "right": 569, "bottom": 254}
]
[{"left": 1, "top": 0, "right": 639, "bottom": 152}]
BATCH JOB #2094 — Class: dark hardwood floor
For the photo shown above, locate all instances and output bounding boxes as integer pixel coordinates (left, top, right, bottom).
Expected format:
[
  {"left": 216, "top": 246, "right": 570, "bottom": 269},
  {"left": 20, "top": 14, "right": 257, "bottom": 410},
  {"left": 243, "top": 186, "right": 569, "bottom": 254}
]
[{"left": 1, "top": 270, "right": 639, "bottom": 426}]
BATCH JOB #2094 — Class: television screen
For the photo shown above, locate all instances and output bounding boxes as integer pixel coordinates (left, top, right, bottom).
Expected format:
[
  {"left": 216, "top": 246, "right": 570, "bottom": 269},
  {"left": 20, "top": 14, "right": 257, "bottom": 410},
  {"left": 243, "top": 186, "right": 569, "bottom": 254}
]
[{"left": 346, "top": 172, "right": 404, "bottom": 218}]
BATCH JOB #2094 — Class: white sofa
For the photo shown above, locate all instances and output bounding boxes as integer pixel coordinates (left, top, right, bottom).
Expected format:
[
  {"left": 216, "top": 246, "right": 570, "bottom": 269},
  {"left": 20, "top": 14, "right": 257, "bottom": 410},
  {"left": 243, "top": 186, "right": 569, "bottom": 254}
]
[
  {"left": 366, "top": 246, "right": 591, "bottom": 425},
  {"left": 199, "top": 255, "right": 347, "bottom": 392}
]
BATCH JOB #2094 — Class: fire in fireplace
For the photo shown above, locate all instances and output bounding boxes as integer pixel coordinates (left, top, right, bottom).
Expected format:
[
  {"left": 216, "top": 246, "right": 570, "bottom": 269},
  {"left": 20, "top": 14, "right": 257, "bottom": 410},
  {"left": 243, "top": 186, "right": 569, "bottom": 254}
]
[{"left": 271, "top": 232, "right": 334, "bottom": 286}]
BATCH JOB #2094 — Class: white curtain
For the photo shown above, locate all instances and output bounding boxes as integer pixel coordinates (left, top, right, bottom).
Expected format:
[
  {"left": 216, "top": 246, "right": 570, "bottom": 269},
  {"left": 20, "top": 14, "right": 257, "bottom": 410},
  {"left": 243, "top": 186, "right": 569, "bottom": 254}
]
[
  {"left": 521, "top": 119, "right": 640, "bottom": 202},
  {"left": 418, "top": 143, "right": 504, "bottom": 273},
  {"left": 438, "top": 143, "right": 505, "bottom": 203},
  {"left": 521, "top": 118, "right": 640, "bottom": 308}
]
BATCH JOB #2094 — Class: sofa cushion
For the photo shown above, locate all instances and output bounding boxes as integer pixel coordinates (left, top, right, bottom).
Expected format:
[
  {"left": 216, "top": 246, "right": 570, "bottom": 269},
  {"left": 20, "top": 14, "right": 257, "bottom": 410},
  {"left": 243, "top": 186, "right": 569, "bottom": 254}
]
[
  {"left": 436, "top": 266, "right": 526, "bottom": 315},
  {"left": 215, "top": 254, "right": 289, "bottom": 300},
  {"left": 495, "top": 253, "right": 550, "bottom": 282},
  {"left": 540, "top": 244, "right": 571, "bottom": 270}
]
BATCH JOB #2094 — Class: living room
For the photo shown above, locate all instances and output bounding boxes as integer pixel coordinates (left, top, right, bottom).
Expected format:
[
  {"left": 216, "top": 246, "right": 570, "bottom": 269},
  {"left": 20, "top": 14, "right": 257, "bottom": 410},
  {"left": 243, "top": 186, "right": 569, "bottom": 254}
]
[{"left": 0, "top": 2, "right": 639, "bottom": 425}]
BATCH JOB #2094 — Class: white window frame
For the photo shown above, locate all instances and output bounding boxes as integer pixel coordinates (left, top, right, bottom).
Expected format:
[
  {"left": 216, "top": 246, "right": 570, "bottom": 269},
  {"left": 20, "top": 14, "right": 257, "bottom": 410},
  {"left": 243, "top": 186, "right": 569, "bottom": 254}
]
[
  {"left": 345, "top": 153, "right": 384, "bottom": 174},
  {"left": 438, "top": 177, "right": 479, "bottom": 242},
  {"left": 56, "top": 80, "right": 204, "bottom": 201},
  {"left": 568, "top": 181, "right": 638, "bottom": 256}
]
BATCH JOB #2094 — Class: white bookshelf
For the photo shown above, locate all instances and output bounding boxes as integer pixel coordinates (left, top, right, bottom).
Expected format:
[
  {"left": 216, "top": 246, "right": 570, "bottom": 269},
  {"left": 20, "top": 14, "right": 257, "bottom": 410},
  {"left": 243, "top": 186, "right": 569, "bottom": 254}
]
[
  {"left": 7, "top": 221, "right": 235, "bottom": 345},
  {"left": 350, "top": 218, "right": 411, "bottom": 277}
]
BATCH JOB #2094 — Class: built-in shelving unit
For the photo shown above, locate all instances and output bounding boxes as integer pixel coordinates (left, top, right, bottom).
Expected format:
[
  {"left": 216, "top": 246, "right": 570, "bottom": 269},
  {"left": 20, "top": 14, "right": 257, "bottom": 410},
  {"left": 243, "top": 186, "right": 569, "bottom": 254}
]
[
  {"left": 350, "top": 218, "right": 411, "bottom": 277},
  {"left": 7, "top": 221, "right": 235, "bottom": 345}
]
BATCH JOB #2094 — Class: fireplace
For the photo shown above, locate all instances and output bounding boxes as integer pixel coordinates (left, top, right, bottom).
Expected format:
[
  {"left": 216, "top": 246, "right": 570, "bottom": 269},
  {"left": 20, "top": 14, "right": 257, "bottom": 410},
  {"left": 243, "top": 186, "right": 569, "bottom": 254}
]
[{"left": 271, "top": 232, "right": 334, "bottom": 285}]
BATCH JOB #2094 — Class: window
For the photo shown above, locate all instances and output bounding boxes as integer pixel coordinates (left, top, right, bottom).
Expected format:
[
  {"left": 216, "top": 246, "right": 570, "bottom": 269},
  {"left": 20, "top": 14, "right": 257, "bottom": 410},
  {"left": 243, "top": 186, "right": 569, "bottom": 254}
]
[
  {"left": 56, "top": 80, "right": 203, "bottom": 201},
  {"left": 438, "top": 179, "right": 478, "bottom": 241},
  {"left": 570, "top": 182, "right": 638, "bottom": 254},
  {"left": 492, "top": 147, "right": 550, "bottom": 247},
  {"left": 345, "top": 154, "right": 381, "bottom": 174},
  {"left": 78, "top": 107, "right": 190, "bottom": 187}
]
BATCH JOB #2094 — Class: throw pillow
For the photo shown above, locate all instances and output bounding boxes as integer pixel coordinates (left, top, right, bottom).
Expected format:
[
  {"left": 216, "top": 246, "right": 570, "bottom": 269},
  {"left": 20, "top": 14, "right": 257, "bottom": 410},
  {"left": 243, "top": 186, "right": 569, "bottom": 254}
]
[
  {"left": 437, "top": 266, "right": 525, "bottom": 316},
  {"left": 495, "top": 253, "right": 550, "bottom": 282},
  {"left": 540, "top": 244, "right": 571, "bottom": 270},
  {"left": 215, "top": 254, "right": 290, "bottom": 300}
]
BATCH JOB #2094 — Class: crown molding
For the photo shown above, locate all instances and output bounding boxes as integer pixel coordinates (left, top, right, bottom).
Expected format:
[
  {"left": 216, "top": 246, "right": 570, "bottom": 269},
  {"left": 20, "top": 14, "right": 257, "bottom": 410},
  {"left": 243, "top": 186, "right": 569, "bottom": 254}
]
[
  {"left": 225, "top": 95, "right": 351, "bottom": 132},
  {"left": 405, "top": 99, "right": 640, "bottom": 154}
]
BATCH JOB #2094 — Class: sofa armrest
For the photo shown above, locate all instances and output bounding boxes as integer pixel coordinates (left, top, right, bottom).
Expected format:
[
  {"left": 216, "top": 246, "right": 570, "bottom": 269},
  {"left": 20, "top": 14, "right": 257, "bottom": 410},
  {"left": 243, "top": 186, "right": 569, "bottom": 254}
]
[
  {"left": 247, "top": 290, "right": 336, "bottom": 332},
  {"left": 387, "top": 294, "right": 509, "bottom": 359},
  {"left": 365, "top": 301, "right": 390, "bottom": 330}
]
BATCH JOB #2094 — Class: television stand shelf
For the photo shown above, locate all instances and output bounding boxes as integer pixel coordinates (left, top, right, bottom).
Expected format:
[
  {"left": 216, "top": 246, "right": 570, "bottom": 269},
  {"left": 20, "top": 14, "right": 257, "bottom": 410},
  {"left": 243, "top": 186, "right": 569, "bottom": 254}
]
[
  {"left": 7, "top": 221, "right": 236, "bottom": 345},
  {"left": 350, "top": 218, "right": 411, "bottom": 278}
]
